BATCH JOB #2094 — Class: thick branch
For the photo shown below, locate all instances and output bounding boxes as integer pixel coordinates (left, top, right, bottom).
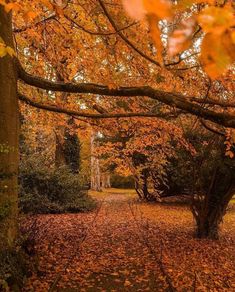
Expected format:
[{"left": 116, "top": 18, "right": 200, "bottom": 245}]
[
  {"left": 18, "top": 93, "right": 173, "bottom": 119},
  {"left": 190, "top": 97, "right": 235, "bottom": 108},
  {"left": 200, "top": 119, "right": 225, "bottom": 136},
  {"left": 16, "top": 60, "right": 235, "bottom": 128}
]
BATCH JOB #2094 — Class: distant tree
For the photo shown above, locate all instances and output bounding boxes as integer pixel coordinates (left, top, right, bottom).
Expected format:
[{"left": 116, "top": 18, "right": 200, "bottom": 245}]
[{"left": 64, "top": 129, "right": 81, "bottom": 173}]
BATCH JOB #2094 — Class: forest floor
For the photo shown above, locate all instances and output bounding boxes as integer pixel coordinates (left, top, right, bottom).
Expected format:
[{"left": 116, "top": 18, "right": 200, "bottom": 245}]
[{"left": 22, "top": 189, "right": 235, "bottom": 292}]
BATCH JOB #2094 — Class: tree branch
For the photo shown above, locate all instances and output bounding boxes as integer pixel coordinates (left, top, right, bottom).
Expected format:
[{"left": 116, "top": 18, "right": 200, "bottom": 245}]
[
  {"left": 97, "top": 0, "right": 161, "bottom": 67},
  {"left": 200, "top": 119, "right": 225, "bottom": 136},
  {"left": 190, "top": 97, "right": 235, "bottom": 108},
  {"left": 13, "top": 14, "right": 56, "bottom": 33},
  {"left": 18, "top": 93, "right": 176, "bottom": 119},
  {"left": 165, "top": 52, "right": 199, "bottom": 67},
  {"left": 16, "top": 60, "right": 235, "bottom": 128},
  {"left": 64, "top": 13, "right": 137, "bottom": 36}
]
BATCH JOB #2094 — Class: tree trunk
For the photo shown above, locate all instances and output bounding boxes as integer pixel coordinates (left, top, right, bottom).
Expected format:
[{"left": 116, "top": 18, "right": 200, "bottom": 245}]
[
  {"left": 90, "top": 131, "right": 101, "bottom": 191},
  {"left": 194, "top": 192, "right": 233, "bottom": 239},
  {"left": 196, "top": 216, "right": 220, "bottom": 239},
  {"left": 91, "top": 156, "right": 101, "bottom": 191},
  {"left": 64, "top": 120, "right": 81, "bottom": 173},
  {"left": 55, "top": 126, "right": 66, "bottom": 167},
  {"left": 0, "top": 7, "right": 18, "bottom": 250},
  {"left": 134, "top": 171, "right": 157, "bottom": 201},
  {"left": 135, "top": 179, "right": 144, "bottom": 199},
  {"left": 142, "top": 173, "right": 150, "bottom": 200},
  {"left": 54, "top": 75, "right": 69, "bottom": 169},
  {"left": 101, "top": 173, "right": 111, "bottom": 188},
  {"left": 192, "top": 167, "right": 235, "bottom": 240}
]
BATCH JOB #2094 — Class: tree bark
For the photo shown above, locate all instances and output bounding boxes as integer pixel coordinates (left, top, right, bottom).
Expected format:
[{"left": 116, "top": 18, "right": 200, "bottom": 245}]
[
  {"left": 192, "top": 168, "right": 235, "bottom": 239},
  {"left": 194, "top": 191, "right": 233, "bottom": 239},
  {"left": 134, "top": 171, "right": 157, "bottom": 201},
  {"left": 0, "top": 7, "right": 18, "bottom": 250},
  {"left": 90, "top": 131, "right": 101, "bottom": 191},
  {"left": 101, "top": 173, "right": 111, "bottom": 188},
  {"left": 54, "top": 127, "right": 66, "bottom": 168}
]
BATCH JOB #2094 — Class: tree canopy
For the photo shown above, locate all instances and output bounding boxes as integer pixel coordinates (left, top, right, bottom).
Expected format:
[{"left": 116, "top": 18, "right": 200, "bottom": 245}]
[
  {"left": 0, "top": 2, "right": 235, "bottom": 290},
  {"left": 0, "top": 0, "right": 234, "bottom": 129}
]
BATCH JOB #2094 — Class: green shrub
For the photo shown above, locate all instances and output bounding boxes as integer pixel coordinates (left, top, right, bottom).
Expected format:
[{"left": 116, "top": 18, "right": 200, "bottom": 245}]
[{"left": 19, "top": 158, "right": 96, "bottom": 214}]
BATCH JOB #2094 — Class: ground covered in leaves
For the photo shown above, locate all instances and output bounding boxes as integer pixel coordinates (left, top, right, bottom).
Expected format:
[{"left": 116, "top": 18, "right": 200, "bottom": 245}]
[{"left": 22, "top": 189, "right": 235, "bottom": 291}]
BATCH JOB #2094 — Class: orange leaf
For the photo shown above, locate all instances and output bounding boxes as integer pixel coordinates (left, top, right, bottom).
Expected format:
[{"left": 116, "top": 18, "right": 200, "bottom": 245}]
[
  {"left": 200, "top": 33, "right": 232, "bottom": 78},
  {"left": 143, "top": 0, "right": 172, "bottom": 19},
  {"left": 168, "top": 17, "right": 195, "bottom": 56},
  {"left": 122, "top": 0, "right": 146, "bottom": 20},
  {"left": 147, "top": 14, "right": 163, "bottom": 64},
  {"left": 197, "top": 6, "right": 234, "bottom": 35}
]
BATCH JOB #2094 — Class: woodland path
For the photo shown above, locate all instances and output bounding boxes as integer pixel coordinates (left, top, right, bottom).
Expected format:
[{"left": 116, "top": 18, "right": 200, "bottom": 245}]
[{"left": 23, "top": 189, "right": 235, "bottom": 292}]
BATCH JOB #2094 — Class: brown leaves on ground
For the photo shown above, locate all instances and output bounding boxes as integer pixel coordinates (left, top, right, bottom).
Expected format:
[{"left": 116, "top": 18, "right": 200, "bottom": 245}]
[{"left": 22, "top": 190, "right": 235, "bottom": 291}]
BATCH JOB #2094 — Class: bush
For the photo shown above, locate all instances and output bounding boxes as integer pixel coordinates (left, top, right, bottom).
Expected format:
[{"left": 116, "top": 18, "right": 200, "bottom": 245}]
[
  {"left": 159, "top": 129, "right": 235, "bottom": 197},
  {"left": 110, "top": 174, "right": 135, "bottom": 189},
  {"left": 19, "top": 158, "right": 96, "bottom": 214}
]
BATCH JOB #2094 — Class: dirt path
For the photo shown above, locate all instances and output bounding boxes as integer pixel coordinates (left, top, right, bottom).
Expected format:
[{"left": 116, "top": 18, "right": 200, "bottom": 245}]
[{"left": 23, "top": 190, "right": 235, "bottom": 292}]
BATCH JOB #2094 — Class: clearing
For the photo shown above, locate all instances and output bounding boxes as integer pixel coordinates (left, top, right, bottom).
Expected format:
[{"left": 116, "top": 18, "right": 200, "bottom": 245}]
[{"left": 23, "top": 189, "right": 235, "bottom": 291}]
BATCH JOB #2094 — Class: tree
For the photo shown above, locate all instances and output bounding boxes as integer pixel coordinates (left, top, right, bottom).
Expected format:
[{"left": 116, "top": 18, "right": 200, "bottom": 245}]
[
  {"left": 64, "top": 126, "right": 81, "bottom": 173},
  {"left": 0, "top": 7, "right": 18, "bottom": 251},
  {"left": 157, "top": 123, "right": 235, "bottom": 239},
  {"left": 0, "top": 0, "right": 235, "bottom": 251},
  {"left": 95, "top": 117, "right": 191, "bottom": 200},
  {"left": 193, "top": 158, "right": 235, "bottom": 239},
  {"left": 90, "top": 130, "right": 102, "bottom": 191},
  {"left": 188, "top": 131, "right": 235, "bottom": 239}
]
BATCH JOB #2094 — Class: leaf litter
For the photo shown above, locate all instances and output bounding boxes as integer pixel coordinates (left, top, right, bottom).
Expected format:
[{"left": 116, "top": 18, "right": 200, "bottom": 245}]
[{"left": 22, "top": 191, "right": 235, "bottom": 291}]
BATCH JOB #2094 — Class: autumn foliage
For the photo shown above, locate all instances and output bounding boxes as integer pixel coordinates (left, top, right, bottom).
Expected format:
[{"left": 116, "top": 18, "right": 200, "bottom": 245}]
[{"left": 0, "top": 0, "right": 235, "bottom": 291}]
